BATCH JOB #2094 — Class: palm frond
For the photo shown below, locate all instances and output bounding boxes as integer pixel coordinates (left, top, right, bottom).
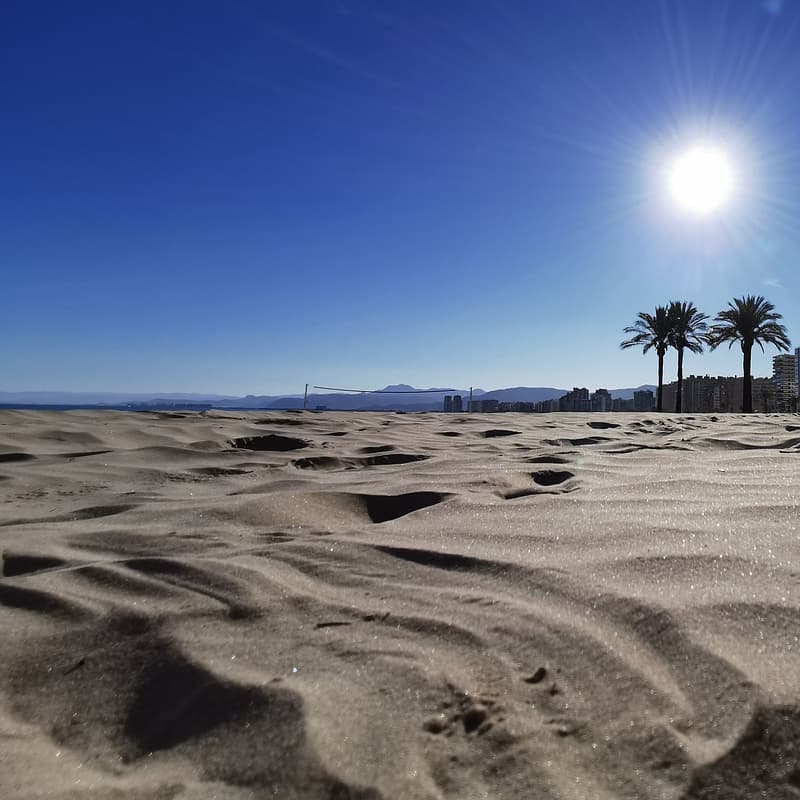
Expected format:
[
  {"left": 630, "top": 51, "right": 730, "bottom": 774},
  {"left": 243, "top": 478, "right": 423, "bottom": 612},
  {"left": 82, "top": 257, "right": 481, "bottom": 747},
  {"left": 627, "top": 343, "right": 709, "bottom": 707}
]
[
  {"left": 667, "top": 300, "right": 709, "bottom": 354},
  {"left": 620, "top": 306, "right": 671, "bottom": 354},
  {"left": 709, "top": 294, "right": 790, "bottom": 353}
]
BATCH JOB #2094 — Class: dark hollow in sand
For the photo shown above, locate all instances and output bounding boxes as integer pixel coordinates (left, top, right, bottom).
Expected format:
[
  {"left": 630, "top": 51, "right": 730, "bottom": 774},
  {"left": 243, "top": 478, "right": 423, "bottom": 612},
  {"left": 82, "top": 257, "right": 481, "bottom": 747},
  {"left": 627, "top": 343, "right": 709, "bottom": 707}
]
[
  {"left": 527, "top": 455, "right": 571, "bottom": 464},
  {"left": 230, "top": 435, "right": 308, "bottom": 452},
  {"left": 375, "top": 545, "right": 483, "bottom": 571},
  {"left": 360, "top": 492, "right": 448, "bottom": 523},
  {"left": 360, "top": 453, "right": 429, "bottom": 466},
  {"left": 3, "top": 552, "right": 66, "bottom": 577},
  {"left": 191, "top": 466, "right": 253, "bottom": 477},
  {"left": 0, "top": 452, "right": 36, "bottom": 463},
  {"left": 531, "top": 470, "right": 575, "bottom": 486},
  {"left": 123, "top": 647, "right": 272, "bottom": 758},
  {"left": 292, "top": 456, "right": 344, "bottom": 470}
]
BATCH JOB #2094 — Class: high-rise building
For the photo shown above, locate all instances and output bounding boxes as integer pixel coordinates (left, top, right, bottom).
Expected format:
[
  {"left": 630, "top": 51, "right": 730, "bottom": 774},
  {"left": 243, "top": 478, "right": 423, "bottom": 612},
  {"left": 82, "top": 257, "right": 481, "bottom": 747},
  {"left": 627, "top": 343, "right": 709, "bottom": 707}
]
[
  {"left": 795, "top": 347, "right": 800, "bottom": 402},
  {"left": 443, "top": 395, "right": 453, "bottom": 412},
  {"left": 773, "top": 354, "right": 798, "bottom": 412},
  {"left": 633, "top": 389, "right": 654, "bottom": 411},
  {"left": 753, "top": 377, "right": 777, "bottom": 412},
  {"left": 559, "top": 387, "right": 591, "bottom": 412},
  {"left": 452, "top": 395, "right": 463, "bottom": 412},
  {"left": 662, "top": 375, "right": 744, "bottom": 413},
  {"left": 533, "top": 398, "right": 560, "bottom": 413},
  {"left": 591, "top": 388, "right": 612, "bottom": 412}
]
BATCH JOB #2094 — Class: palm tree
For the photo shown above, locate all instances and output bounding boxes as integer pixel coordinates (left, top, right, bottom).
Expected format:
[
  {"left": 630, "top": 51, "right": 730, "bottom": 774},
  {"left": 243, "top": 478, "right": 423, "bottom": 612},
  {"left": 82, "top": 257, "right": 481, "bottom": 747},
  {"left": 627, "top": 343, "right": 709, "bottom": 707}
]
[
  {"left": 668, "top": 301, "right": 709, "bottom": 413},
  {"left": 620, "top": 305, "right": 672, "bottom": 412},
  {"left": 708, "top": 295, "right": 790, "bottom": 413}
]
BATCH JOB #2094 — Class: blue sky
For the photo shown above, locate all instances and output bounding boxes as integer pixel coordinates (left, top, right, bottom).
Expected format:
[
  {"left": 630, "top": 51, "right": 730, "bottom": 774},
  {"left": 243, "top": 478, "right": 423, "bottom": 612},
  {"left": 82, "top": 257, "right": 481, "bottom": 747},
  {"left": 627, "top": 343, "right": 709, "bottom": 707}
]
[{"left": 4, "top": 0, "right": 800, "bottom": 394}]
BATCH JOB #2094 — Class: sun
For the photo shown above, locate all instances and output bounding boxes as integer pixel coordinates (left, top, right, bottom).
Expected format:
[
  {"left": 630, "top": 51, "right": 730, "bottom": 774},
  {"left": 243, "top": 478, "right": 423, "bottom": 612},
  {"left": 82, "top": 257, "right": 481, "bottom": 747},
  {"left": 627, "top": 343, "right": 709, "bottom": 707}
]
[{"left": 667, "top": 144, "right": 735, "bottom": 217}]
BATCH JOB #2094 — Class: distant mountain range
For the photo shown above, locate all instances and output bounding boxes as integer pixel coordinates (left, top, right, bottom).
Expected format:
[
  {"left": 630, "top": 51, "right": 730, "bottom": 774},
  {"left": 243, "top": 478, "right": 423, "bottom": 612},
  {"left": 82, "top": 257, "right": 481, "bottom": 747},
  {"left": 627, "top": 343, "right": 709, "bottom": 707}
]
[{"left": 0, "top": 384, "right": 657, "bottom": 412}]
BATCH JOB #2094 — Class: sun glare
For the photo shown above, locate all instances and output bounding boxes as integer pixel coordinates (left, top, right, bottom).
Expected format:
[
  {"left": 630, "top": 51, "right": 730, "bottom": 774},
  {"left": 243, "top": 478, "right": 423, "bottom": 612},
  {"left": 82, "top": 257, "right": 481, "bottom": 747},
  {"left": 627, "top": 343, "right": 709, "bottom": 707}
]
[{"left": 667, "top": 144, "right": 735, "bottom": 217}]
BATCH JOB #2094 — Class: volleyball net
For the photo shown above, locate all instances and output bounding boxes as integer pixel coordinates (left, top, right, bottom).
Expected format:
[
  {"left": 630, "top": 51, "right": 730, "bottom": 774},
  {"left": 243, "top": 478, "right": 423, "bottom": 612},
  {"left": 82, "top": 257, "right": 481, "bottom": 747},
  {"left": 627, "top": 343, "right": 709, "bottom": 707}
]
[{"left": 302, "top": 384, "right": 473, "bottom": 410}]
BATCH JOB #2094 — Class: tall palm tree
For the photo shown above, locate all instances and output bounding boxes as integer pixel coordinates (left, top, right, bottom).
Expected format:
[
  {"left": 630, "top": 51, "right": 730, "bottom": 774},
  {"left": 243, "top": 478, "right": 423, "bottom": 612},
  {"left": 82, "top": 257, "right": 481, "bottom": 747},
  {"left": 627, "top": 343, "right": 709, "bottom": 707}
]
[
  {"left": 668, "top": 301, "right": 709, "bottom": 413},
  {"left": 708, "top": 295, "right": 790, "bottom": 413},
  {"left": 620, "top": 305, "right": 672, "bottom": 412}
]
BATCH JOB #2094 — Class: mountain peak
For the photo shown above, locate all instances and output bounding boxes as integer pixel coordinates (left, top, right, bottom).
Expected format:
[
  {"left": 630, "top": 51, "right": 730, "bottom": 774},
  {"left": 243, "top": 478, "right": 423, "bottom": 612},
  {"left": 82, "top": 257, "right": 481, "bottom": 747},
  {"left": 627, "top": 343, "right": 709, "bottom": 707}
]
[{"left": 380, "top": 384, "right": 417, "bottom": 392}]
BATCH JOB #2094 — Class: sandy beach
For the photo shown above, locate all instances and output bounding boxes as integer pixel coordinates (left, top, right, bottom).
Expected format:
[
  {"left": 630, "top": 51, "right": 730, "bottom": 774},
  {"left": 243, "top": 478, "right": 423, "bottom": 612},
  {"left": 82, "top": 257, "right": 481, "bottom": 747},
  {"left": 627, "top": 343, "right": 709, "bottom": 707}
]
[{"left": 3, "top": 408, "right": 800, "bottom": 799}]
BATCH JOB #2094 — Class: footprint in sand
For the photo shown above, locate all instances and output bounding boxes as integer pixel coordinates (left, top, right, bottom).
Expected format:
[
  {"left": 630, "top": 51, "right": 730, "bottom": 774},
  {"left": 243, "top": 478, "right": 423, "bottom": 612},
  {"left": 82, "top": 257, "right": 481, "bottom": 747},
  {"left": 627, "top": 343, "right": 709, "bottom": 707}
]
[{"left": 423, "top": 686, "right": 500, "bottom": 738}]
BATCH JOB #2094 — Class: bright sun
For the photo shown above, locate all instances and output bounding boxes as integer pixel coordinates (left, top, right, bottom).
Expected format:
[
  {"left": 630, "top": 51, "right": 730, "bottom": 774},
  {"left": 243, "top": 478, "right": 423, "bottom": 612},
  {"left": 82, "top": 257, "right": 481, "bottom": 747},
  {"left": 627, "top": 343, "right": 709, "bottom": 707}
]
[{"left": 668, "top": 144, "right": 735, "bottom": 217}]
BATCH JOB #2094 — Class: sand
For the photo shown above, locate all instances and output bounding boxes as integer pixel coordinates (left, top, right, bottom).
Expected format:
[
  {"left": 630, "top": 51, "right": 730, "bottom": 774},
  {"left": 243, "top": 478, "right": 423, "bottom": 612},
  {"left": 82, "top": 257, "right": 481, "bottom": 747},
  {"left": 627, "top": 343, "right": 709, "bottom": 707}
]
[{"left": 2, "top": 408, "right": 800, "bottom": 799}]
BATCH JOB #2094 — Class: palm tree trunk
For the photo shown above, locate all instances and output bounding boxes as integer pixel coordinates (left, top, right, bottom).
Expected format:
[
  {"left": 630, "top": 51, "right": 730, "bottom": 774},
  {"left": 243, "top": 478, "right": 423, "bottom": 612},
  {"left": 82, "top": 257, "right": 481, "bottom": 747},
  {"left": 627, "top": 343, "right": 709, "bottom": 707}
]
[
  {"left": 657, "top": 351, "right": 664, "bottom": 412},
  {"left": 742, "top": 344, "right": 753, "bottom": 413},
  {"left": 675, "top": 347, "right": 684, "bottom": 413}
]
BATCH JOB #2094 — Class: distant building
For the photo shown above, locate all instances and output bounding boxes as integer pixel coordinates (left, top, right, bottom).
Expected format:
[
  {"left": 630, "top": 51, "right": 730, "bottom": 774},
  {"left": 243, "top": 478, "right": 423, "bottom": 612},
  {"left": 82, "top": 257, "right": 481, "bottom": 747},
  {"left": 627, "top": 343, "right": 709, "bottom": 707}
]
[
  {"left": 661, "top": 375, "right": 775, "bottom": 413},
  {"left": 444, "top": 376, "right": 782, "bottom": 415},
  {"left": 559, "top": 387, "right": 590, "bottom": 412},
  {"left": 612, "top": 397, "right": 634, "bottom": 411},
  {"left": 664, "top": 375, "right": 740, "bottom": 413},
  {"left": 533, "top": 398, "right": 560, "bottom": 413},
  {"left": 753, "top": 377, "right": 777, "bottom": 412},
  {"left": 773, "top": 354, "right": 798, "bottom": 412},
  {"left": 474, "top": 398, "right": 499, "bottom": 413},
  {"left": 796, "top": 347, "right": 800, "bottom": 401},
  {"left": 633, "top": 389, "right": 654, "bottom": 411},
  {"left": 591, "top": 388, "right": 612, "bottom": 412}
]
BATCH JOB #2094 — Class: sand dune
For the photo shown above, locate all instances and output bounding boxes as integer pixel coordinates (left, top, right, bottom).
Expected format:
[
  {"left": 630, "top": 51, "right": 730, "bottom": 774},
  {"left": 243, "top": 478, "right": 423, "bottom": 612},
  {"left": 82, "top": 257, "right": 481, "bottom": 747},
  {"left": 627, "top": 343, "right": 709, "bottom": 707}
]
[{"left": 2, "top": 409, "right": 800, "bottom": 799}]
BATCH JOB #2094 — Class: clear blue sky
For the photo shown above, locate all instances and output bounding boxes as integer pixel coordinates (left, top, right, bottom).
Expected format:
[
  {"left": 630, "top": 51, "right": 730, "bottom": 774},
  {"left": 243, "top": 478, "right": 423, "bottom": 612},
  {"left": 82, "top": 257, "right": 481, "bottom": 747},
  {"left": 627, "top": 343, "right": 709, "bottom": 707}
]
[{"left": 4, "top": 0, "right": 800, "bottom": 394}]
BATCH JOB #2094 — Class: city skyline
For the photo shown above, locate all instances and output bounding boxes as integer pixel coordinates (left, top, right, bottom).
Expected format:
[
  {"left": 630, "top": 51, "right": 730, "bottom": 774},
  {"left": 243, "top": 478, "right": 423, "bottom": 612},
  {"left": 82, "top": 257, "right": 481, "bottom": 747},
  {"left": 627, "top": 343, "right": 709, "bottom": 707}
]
[{"left": 5, "top": 2, "right": 800, "bottom": 394}]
